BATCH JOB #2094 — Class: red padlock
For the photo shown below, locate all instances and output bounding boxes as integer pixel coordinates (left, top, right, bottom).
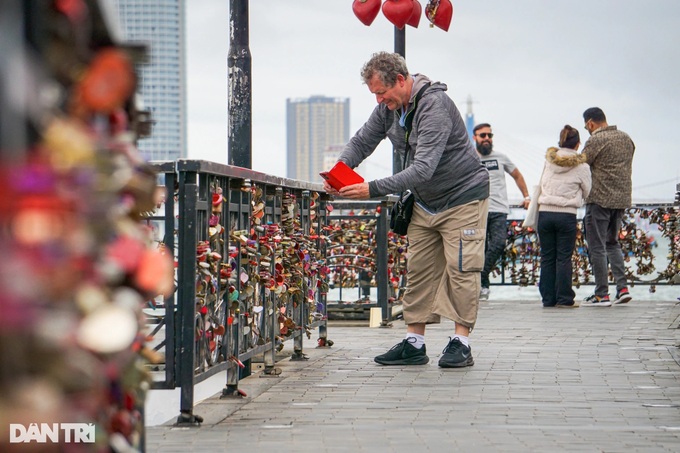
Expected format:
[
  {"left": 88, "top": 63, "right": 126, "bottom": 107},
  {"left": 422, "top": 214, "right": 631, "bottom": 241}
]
[
  {"left": 382, "top": 0, "right": 415, "bottom": 30},
  {"left": 406, "top": 1, "right": 422, "bottom": 28},
  {"left": 352, "top": 0, "right": 381, "bottom": 26},
  {"left": 425, "top": 0, "right": 453, "bottom": 32},
  {"left": 77, "top": 48, "right": 135, "bottom": 113}
]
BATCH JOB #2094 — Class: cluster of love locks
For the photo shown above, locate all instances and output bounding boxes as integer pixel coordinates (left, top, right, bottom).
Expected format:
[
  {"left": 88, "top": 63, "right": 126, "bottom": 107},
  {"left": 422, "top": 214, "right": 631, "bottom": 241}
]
[
  {"left": 256, "top": 204, "right": 680, "bottom": 312},
  {"left": 325, "top": 211, "right": 409, "bottom": 303},
  {"left": 193, "top": 184, "right": 332, "bottom": 370},
  {"left": 501, "top": 207, "right": 680, "bottom": 289},
  {"left": 0, "top": 2, "right": 173, "bottom": 451},
  {"left": 191, "top": 197, "right": 421, "bottom": 368}
]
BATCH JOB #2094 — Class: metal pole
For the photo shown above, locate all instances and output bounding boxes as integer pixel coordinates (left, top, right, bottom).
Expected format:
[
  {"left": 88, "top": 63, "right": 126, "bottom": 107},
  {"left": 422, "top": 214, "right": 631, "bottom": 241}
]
[
  {"left": 392, "top": 26, "right": 406, "bottom": 175},
  {"left": 0, "top": 0, "right": 29, "bottom": 161},
  {"left": 377, "top": 200, "right": 390, "bottom": 324},
  {"left": 228, "top": 0, "right": 252, "bottom": 169},
  {"left": 394, "top": 26, "right": 406, "bottom": 58}
]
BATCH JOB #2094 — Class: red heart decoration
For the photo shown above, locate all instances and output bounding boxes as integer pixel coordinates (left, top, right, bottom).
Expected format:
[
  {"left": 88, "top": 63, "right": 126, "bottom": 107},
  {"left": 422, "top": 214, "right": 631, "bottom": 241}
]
[
  {"left": 352, "top": 0, "right": 381, "bottom": 26},
  {"left": 407, "top": 1, "right": 422, "bottom": 28},
  {"left": 382, "top": 0, "right": 415, "bottom": 30},
  {"left": 426, "top": 0, "right": 453, "bottom": 32}
]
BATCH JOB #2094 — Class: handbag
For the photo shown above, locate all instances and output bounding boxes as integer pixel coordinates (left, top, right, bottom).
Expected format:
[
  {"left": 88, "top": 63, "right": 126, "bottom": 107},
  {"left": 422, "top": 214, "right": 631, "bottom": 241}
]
[
  {"left": 389, "top": 83, "right": 429, "bottom": 235},
  {"left": 522, "top": 185, "right": 541, "bottom": 229},
  {"left": 522, "top": 162, "right": 546, "bottom": 230}
]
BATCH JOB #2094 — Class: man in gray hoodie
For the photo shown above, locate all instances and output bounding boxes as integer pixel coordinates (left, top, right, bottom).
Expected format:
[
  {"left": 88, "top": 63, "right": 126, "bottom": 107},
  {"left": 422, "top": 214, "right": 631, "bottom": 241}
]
[{"left": 323, "top": 52, "right": 489, "bottom": 368}]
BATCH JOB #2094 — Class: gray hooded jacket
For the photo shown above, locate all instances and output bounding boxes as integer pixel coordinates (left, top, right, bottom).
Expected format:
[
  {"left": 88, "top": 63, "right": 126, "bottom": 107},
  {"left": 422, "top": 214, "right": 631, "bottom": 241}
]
[{"left": 338, "top": 74, "right": 489, "bottom": 213}]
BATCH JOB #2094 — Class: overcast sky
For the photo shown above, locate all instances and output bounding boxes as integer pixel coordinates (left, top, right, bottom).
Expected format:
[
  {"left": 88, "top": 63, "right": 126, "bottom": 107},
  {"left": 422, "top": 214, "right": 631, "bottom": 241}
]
[{"left": 185, "top": 0, "right": 680, "bottom": 202}]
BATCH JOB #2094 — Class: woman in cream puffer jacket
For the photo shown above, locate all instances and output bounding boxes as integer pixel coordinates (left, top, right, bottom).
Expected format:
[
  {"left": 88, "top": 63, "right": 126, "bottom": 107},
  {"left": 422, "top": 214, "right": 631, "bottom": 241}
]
[{"left": 537, "top": 125, "right": 591, "bottom": 308}]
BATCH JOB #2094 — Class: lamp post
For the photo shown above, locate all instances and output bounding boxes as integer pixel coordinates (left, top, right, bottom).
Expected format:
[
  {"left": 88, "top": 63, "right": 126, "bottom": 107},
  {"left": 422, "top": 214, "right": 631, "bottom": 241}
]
[
  {"left": 392, "top": 26, "right": 406, "bottom": 174},
  {"left": 395, "top": 25, "right": 406, "bottom": 58},
  {"left": 228, "top": 0, "right": 252, "bottom": 169}
]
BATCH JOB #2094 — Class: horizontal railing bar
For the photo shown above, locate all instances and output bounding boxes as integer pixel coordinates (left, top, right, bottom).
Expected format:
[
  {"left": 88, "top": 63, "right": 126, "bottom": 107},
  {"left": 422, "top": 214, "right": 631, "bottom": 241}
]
[
  {"left": 175, "top": 159, "right": 325, "bottom": 191},
  {"left": 192, "top": 361, "right": 229, "bottom": 385},
  {"left": 237, "top": 342, "right": 276, "bottom": 362}
]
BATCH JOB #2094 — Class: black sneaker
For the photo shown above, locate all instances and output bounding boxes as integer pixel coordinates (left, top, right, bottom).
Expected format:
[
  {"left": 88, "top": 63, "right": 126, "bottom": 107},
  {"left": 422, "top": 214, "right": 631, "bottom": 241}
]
[
  {"left": 438, "top": 337, "right": 474, "bottom": 368},
  {"left": 374, "top": 338, "right": 429, "bottom": 365},
  {"left": 583, "top": 294, "right": 611, "bottom": 307}
]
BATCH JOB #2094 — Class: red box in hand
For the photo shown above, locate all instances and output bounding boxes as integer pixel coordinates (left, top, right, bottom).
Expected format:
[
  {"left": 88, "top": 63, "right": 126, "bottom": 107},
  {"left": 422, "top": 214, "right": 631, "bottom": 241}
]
[{"left": 320, "top": 161, "right": 364, "bottom": 191}]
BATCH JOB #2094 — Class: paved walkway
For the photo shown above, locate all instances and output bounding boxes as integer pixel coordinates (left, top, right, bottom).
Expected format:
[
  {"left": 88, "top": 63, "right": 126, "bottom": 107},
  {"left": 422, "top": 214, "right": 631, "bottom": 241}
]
[{"left": 146, "top": 299, "right": 680, "bottom": 452}]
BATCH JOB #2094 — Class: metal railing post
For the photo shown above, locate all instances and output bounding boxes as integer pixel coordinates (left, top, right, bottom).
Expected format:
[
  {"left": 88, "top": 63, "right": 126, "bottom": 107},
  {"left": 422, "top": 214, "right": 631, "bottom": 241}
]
[
  {"left": 176, "top": 170, "right": 202, "bottom": 425},
  {"left": 291, "top": 190, "right": 310, "bottom": 361},
  {"left": 377, "top": 199, "right": 391, "bottom": 325}
]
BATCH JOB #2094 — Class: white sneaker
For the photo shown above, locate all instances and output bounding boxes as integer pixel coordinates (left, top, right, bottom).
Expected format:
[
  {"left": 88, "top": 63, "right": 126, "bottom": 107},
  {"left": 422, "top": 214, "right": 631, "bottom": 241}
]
[{"left": 480, "top": 287, "right": 490, "bottom": 300}]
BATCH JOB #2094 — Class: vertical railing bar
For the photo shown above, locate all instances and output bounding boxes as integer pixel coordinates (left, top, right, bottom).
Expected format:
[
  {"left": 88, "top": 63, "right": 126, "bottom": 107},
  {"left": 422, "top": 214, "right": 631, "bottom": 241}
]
[
  {"left": 164, "top": 169, "right": 178, "bottom": 388},
  {"left": 175, "top": 170, "right": 201, "bottom": 425},
  {"left": 377, "top": 200, "right": 390, "bottom": 325}
]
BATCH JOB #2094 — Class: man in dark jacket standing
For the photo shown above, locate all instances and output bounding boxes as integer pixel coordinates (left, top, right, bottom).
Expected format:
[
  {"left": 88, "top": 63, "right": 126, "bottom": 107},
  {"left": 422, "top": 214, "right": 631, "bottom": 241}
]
[
  {"left": 581, "top": 107, "right": 635, "bottom": 307},
  {"left": 323, "top": 52, "right": 489, "bottom": 368}
]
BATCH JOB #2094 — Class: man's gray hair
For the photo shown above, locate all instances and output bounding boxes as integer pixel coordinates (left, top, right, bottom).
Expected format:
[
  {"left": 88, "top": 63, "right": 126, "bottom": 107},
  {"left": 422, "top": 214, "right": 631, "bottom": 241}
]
[{"left": 361, "top": 51, "right": 409, "bottom": 87}]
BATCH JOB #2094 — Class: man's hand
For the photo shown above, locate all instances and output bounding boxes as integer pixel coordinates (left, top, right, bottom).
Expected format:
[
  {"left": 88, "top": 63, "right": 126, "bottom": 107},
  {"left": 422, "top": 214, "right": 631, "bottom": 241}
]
[
  {"left": 521, "top": 198, "right": 531, "bottom": 209},
  {"left": 322, "top": 180, "right": 341, "bottom": 196},
  {"left": 339, "top": 182, "right": 370, "bottom": 199}
]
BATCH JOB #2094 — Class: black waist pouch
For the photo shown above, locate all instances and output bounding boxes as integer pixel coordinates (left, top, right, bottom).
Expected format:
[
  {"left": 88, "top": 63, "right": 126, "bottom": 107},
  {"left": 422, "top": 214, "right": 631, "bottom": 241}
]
[{"left": 390, "top": 190, "right": 414, "bottom": 236}]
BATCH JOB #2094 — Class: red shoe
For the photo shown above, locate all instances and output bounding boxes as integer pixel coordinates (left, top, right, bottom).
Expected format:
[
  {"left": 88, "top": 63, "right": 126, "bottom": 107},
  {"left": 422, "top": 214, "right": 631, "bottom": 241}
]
[{"left": 613, "top": 287, "right": 632, "bottom": 305}]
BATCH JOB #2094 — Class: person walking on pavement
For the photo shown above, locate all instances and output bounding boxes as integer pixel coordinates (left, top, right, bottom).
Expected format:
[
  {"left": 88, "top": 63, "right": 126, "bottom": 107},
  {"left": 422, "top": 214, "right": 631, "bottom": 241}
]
[
  {"left": 474, "top": 123, "right": 531, "bottom": 300},
  {"left": 581, "top": 107, "right": 635, "bottom": 306},
  {"left": 323, "top": 51, "right": 489, "bottom": 368},
  {"left": 536, "top": 125, "right": 591, "bottom": 308}
]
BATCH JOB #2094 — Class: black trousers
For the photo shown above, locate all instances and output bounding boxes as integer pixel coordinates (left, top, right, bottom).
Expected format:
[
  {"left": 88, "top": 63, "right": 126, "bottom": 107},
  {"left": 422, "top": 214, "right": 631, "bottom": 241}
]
[
  {"left": 481, "top": 212, "right": 508, "bottom": 288},
  {"left": 537, "top": 211, "right": 577, "bottom": 306}
]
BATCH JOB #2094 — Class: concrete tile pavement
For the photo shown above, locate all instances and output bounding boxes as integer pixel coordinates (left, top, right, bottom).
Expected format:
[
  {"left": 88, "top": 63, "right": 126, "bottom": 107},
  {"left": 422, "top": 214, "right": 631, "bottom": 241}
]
[{"left": 146, "top": 299, "right": 680, "bottom": 452}]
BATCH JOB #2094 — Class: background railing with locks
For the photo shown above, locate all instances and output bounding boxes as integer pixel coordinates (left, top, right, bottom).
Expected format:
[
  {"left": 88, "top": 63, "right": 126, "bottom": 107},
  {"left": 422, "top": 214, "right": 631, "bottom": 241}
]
[
  {"left": 320, "top": 202, "right": 680, "bottom": 304},
  {"left": 324, "top": 200, "right": 408, "bottom": 325},
  {"left": 497, "top": 204, "right": 680, "bottom": 290},
  {"left": 146, "top": 160, "right": 333, "bottom": 425}
]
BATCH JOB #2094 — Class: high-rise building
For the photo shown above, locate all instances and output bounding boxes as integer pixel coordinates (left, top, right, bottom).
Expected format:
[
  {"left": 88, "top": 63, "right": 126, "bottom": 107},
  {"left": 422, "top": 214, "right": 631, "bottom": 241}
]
[
  {"left": 113, "top": 0, "right": 186, "bottom": 161},
  {"left": 286, "top": 96, "right": 350, "bottom": 181}
]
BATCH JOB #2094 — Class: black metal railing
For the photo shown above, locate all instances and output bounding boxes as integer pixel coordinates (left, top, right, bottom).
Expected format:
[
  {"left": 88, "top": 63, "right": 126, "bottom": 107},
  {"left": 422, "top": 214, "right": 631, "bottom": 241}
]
[
  {"left": 321, "top": 202, "right": 680, "bottom": 307},
  {"left": 146, "top": 160, "right": 333, "bottom": 425}
]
